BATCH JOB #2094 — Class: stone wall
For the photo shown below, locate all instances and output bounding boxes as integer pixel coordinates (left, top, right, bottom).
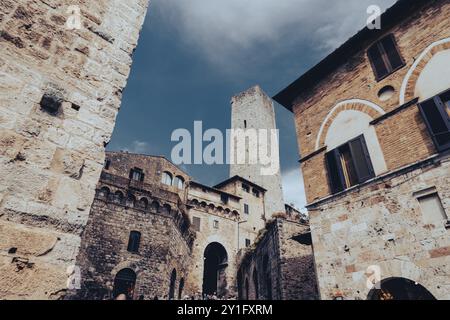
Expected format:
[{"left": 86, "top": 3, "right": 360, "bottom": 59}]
[
  {"left": 309, "top": 155, "right": 450, "bottom": 300},
  {"left": 237, "top": 218, "right": 319, "bottom": 300},
  {"left": 230, "top": 85, "right": 286, "bottom": 216},
  {"left": 75, "top": 167, "right": 194, "bottom": 300},
  {"left": 0, "top": 0, "right": 149, "bottom": 299}
]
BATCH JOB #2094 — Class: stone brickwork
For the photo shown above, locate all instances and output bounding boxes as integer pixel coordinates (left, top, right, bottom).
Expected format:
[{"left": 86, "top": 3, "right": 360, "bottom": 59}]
[
  {"left": 230, "top": 86, "right": 286, "bottom": 216},
  {"left": 309, "top": 155, "right": 450, "bottom": 299},
  {"left": 293, "top": 0, "right": 450, "bottom": 203},
  {"left": 0, "top": 0, "right": 149, "bottom": 299},
  {"left": 237, "top": 218, "right": 319, "bottom": 300},
  {"left": 75, "top": 160, "right": 194, "bottom": 300},
  {"left": 275, "top": 0, "right": 450, "bottom": 300}
]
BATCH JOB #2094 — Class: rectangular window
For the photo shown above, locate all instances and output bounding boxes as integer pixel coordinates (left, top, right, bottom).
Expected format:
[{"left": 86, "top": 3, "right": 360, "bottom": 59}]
[
  {"left": 127, "top": 231, "right": 141, "bottom": 253},
  {"left": 418, "top": 193, "right": 448, "bottom": 226},
  {"left": 213, "top": 220, "right": 219, "bottom": 229},
  {"left": 192, "top": 217, "right": 201, "bottom": 232},
  {"left": 242, "top": 184, "right": 250, "bottom": 193},
  {"left": 325, "top": 135, "right": 375, "bottom": 194},
  {"left": 252, "top": 189, "right": 260, "bottom": 198},
  {"left": 368, "top": 34, "right": 404, "bottom": 81},
  {"left": 418, "top": 89, "right": 450, "bottom": 152},
  {"left": 104, "top": 159, "right": 111, "bottom": 170},
  {"left": 220, "top": 194, "right": 229, "bottom": 204},
  {"left": 245, "top": 239, "right": 251, "bottom": 247},
  {"left": 130, "top": 168, "right": 144, "bottom": 182},
  {"left": 244, "top": 204, "right": 249, "bottom": 215}
]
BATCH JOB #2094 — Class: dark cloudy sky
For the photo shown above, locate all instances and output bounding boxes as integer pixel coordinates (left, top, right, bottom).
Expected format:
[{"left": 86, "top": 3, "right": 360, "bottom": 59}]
[{"left": 108, "top": 0, "right": 396, "bottom": 210}]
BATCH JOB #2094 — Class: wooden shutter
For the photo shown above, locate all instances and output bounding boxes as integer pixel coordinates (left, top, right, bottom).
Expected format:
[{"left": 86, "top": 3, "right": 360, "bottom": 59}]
[
  {"left": 348, "top": 135, "right": 375, "bottom": 183},
  {"left": 381, "top": 35, "right": 404, "bottom": 71},
  {"left": 368, "top": 43, "right": 388, "bottom": 80},
  {"left": 325, "top": 149, "right": 345, "bottom": 193},
  {"left": 419, "top": 95, "right": 450, "bottom": 151}
]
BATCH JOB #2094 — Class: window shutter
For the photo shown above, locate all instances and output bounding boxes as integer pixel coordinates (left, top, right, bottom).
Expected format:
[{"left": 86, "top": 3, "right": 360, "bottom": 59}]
[
  {"left": 348, "top": 135, "right": 375, "bottom": 183},
  {"left": 325, "top": 149, "right": 345, "bottom": 193},
  {"left": 368, "top": 44, "right": 388, "bottom": 80},
  {"left": 419, "top": 97, "right": 450, "bottom": 151},
  {"left": 140, "top": 173, "right": 145, "bottom": 182},
  {"left": 381, "top": 35, "right": 403, "bottom": 70},
  {"left": 129, "top": 170, "right": 134, "bottom": 179}
]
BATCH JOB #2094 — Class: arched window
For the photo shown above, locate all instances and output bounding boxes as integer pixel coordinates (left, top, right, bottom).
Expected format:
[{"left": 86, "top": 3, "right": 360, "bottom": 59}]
[
  {"left": 114, "top": 191, "right": 124, "bottom": 204},
  {"left": 324, "top": 109, "right": 387, "bottom": 193},
  {"left": 127, "top": 231, "right": 141, "bottom": 253},
  {"left": 113, "top": 268, "right": 136, "bottom": 300},
  {"left": 126, "top": 194, "right": 136, "bottom": 207},
  {"left": 138, "top": 197, "right": 148, "bottom": 210},
  {"left": 169, "top": 269, "right": 177, "bottom": 300},
  {"left": 98, "top": 187, "right": 110, "bottom": 198},
  {"left": 178, "top": 278, "right": 185, "bottom": 300},
  {"left": 174, "top": 176, "right": 185, "bottom": 190},
  {"left": 161, "top": 172, "right": 173, "bottom": 186}
]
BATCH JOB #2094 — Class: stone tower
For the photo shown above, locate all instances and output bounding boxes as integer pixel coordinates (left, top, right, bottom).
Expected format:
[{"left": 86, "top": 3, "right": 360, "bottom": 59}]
[
  {"left": 0, "top": 0, "right": 149, "bottom": 299},
  {"left": 230, "top": 85, "right": 285, "bottom": 217}
]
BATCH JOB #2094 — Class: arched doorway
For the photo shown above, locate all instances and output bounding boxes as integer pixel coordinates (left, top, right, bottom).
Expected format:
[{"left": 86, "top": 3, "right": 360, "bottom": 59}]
[
  {"left": 113, "top": 268, "right": 137, "bottom": 300},
  {"left": 168, "top": 269, "right": 177, "bottom": 300},
  {"left": 203, "top": 242, "right": 228, "bottom": 297},
  {"left": 368, "top": 277, "right": 436, "bottom": 300}
]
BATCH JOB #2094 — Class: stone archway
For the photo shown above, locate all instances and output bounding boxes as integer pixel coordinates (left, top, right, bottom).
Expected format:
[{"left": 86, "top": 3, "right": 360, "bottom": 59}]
[
  {"left": 367, "top": 277, "right": 436, "bottom": 300},
  {"left": 113, "top": 268, "right": 137, "bottom": 300},
  {"left": 202, "top": 242, "right": 228, "bottom": 297}
]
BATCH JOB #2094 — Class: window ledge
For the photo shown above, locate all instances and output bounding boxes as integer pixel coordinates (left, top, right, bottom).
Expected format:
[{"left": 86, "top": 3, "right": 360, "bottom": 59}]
[{"left": 307, "top": 152, "right": 444, "bottom": 209}]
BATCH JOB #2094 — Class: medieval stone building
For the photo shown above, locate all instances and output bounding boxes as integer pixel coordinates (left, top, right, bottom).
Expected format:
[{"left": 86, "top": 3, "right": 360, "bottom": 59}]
[
  {"left": 0, "top": 1, "right": 149, "bottom": 299},
  {"left": 274, "top": 0, "right": 450, "bottom": 300},
  {"left": 74, "top": 87, "right": 318, "bottom": 300}
]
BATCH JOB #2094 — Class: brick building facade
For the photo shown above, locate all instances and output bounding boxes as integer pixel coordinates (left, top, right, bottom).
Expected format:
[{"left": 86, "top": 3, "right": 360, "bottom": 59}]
[
  {"left": 0, "top": 1, "right": 149, "bottom": 299},
  {"left": 275, "top": 0, "right": 450, "bottom": 300}
]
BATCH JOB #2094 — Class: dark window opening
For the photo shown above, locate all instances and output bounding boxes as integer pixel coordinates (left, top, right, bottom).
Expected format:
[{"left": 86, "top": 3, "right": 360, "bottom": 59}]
[
  {"left": 104, "top": 159, "right": 111, "bottom": 170},
  {"left": 368, "top": 34, "right": 404, "bottom": 81},
  {"left": 325, "top": 135, "right": 375, "bottom": 194},
  {"left": 169, "top": 269, "right": 177, "bottom": 300},
  {"left": 252, "top": 188, "right": 260, "bottom": 197},
  {"left": 130, "top": 168, "right": 144, "bottom": 182},
  {"left": 244, "top": 120, "right": 247, "bottom": 128},
  {"left": 220, "top": 194, "right": 229, "bottom": 204},
  {"left": 178, "top": 278, "right": 185, "bottom": 300},
  {"left": 245, "top": 239, "right": 251, "bottom": 247},
  {"left": 244, "top": 204, "right": 249, "bottom": 215},
  {"left": 242, "top": 184, "right": 250, "bottom": 193},
  {"left": 292, "top": 232, "right": 313, "bottom": 246},
  {"left": 8, "top": 247, "right": 17, "bottom": 254},
  {"left": 418, "top": 89, "right": 450, "bottom": 152},
  {"left": 127, "top": 231, "right": 141, "bottom": 253},
  {"left": 213, "top": 220, "right": 219, "bottom": 229}
]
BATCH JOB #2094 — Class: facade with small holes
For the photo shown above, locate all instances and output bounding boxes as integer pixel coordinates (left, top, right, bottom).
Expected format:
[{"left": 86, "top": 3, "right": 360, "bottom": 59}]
[
  {"left": 0, "top": 0, "right": 149, "bottom": 299},
  {"left": 274, "top": 0, "right": 450, "bottom": 300}
]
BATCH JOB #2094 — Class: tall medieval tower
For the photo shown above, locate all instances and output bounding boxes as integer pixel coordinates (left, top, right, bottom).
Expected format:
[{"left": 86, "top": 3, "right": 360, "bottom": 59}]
[
  {"left": 230, "top": 85, "right": 285, "bottom": 217},
  {"left": 0, "top": 1, "right": 149, "bottom": 299}
]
